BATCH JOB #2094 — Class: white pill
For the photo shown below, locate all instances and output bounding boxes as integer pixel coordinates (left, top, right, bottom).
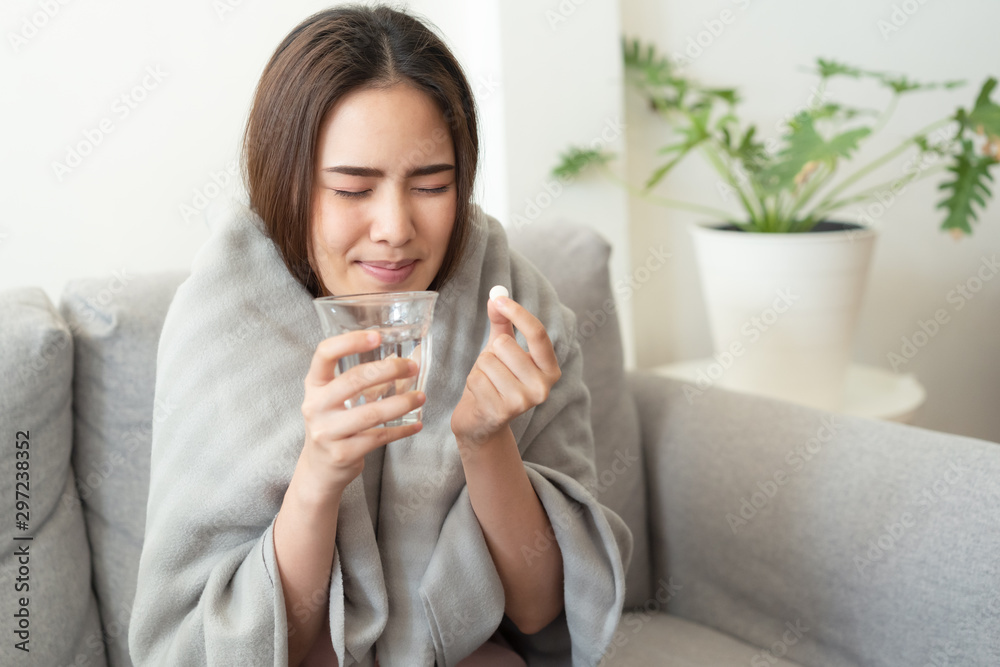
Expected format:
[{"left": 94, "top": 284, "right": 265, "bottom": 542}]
[{"left": 489, "top": 285, "right": 509, "bottom": 301}]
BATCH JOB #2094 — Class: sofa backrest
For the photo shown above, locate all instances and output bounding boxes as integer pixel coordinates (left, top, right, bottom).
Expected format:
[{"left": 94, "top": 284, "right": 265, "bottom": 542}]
[
  {"left": 60, "top": 271, "right": 188, "bottom": 667},
  {"left": 628, "top": 371, "right": 1000, "bottom": 666},
  {"left": 507, "top": 220, "right": 650, "bottom": 608},
  {"left": 0, "top": 288, "right": 108, "bottom": 667},
  {"left": 47, "top": 220, "right": 648, "bottom": 664}
]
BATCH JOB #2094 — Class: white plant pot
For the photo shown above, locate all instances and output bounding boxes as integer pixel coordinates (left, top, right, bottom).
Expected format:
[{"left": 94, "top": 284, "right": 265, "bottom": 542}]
[{"left": 689, "top": 221, "right": 877, "bottom": 411}]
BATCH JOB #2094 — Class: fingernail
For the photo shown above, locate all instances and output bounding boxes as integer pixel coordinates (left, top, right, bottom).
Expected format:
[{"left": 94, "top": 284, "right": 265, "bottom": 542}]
[
  {"left": 367, "top": 332, "right": 380, "bottom": 344},
  {"left": 407, "top": 360, "right": 418, "bottom": 373}
]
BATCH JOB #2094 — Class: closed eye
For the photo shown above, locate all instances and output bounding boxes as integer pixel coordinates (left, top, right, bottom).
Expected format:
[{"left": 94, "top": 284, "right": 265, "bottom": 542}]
[
  {"left": 332, "top": 189, "right": 370, "bottom": 199},
  {"left": 330, "top": 186, "right": 451, "bottom": 198}
]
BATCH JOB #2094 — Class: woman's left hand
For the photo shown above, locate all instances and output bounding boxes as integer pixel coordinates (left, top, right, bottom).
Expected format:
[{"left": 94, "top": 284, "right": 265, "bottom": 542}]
[{"left": 450, "top": 295, "right": 562, "bottom": 450}]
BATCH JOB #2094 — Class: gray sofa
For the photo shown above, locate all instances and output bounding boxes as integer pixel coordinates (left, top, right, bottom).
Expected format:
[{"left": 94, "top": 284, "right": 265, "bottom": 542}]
[{"left": 2, "top": 221, "right": 998, "bottom": 667}]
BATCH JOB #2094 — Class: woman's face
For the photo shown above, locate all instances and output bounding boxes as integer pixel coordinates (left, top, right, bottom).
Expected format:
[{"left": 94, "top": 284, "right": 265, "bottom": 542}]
[{"left": 309, "top": 82, "right": 458, "bottom": 296}]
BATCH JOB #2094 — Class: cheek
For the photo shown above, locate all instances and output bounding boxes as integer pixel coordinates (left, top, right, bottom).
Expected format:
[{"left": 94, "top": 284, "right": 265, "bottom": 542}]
[
  {"left": 313, "top": 203, "right": 361, "bottom": 255},
  {"left": 429, "top": 198, "right": 457, "bottom": 254}
]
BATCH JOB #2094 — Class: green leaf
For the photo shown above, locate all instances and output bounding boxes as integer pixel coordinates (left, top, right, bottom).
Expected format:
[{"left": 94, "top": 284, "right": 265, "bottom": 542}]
[
  {"left": 643, "top": 106, "right": 713, "bottom": 190},
  {"left": 810, "top": 103, "right": 879, "bottom": 122},
  {"left": 967, "top": 77, "right": 1000, "bottom": 139},
  {"left": 720, "top": 126, "right": 734, "bottom": 151},
  {"left": 738, "top": 126, "right": 757, "bottom": 151},
  {"left": 622, "top": 36, "right": 676, "bottom": 88},
  {"left": 936, "top": 139, "right": 996, "bottom": 235},
  {"left": 758, "top": 114, "right": 870, "bottom": 192},
  {"left": 552, "top": 147, "right": 614, "bottom": 179},
  {"left": 644, "top": 154, "right": 686, "bottom": 191},
  {"left": 912, "top": 134, "right": 952, "bottom": 157},
  {"left": 815, "top": 58, "right": 864, "bottom": 79},
  {"left": 645, "top": 119, "right": 710, "bottom": 189},
  {"left": 703, "top": 88, "right": 740, "bottom": 106},
  {"left": 732, "top": 125, "right": 769, "bottom": 174},
  {"left": 875, "top": 74, "right": 946, "bottom": 95},
  {"left": 813, "top": 57, "right": 964, "bottom": 95},
  {"left": 824, "top": 127, "right": 874, "bottom": 156},
  {"left": 714, "top": 113, "right": 739, "bottom": 132}
]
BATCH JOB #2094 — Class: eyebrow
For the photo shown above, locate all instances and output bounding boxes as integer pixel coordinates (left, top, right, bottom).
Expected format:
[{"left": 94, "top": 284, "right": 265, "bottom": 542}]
[{"left": 322, "top": 163, "right": 455, "bottom": 178}]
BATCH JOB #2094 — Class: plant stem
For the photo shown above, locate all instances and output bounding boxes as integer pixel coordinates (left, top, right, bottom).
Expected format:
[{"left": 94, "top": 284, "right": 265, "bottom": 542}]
[
  {"left": 775, "top": 191, "right": 794, "bottom": 228},
  {"left": 815, "top": 117, "right": 953, "bottom": 209},
  {"left": 808, "top": 163, "right": 949, "bottom": 219},
  {"left": 870, "top": 94, "right": 900, "bottom": 137},
  {"left": 598, "top": 164, "right": 734, "bottom": 219},
  {"left": 701, "top": 143, "right": 763, "bottom": 221},
  {"left": 788, "top": 161, "right": 835, "bottom": 220}
]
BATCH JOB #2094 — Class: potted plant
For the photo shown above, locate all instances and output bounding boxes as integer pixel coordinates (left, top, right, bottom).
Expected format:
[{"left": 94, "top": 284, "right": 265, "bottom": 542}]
[{"left": 553, "top": 39, "right": 1000, "bottom": 410}]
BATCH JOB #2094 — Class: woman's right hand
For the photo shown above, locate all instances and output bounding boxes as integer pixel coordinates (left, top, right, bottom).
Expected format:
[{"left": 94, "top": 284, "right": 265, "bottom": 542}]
[{"left": 299, "top": 330, "right": 425, "bottom": 502}]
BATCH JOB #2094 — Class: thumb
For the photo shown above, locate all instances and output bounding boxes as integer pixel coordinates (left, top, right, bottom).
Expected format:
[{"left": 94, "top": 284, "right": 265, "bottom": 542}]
[{"left": 486, "top": 297, "right": 515, "bottom": 349}]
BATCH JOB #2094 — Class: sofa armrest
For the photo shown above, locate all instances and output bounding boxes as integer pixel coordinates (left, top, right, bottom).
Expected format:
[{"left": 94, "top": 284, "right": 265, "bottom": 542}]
[{"left": 627, "top": 371, "right": 1000, "bottom": 667}]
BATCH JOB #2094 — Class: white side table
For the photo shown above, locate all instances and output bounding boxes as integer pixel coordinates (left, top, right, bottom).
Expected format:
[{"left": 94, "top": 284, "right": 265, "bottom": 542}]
[{"left": 652, "top": 359, "right": 926, "bottom": 424}]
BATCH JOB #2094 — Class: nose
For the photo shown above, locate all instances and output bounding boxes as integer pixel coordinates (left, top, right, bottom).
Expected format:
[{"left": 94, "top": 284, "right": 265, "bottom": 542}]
[{"left": 369, "top": 186, "right": 416, "bottom": 247}]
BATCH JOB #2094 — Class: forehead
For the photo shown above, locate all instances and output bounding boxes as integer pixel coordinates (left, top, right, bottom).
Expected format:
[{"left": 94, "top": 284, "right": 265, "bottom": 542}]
[{"left": 316, "top": 83, "right": 454, "bottom": 167}]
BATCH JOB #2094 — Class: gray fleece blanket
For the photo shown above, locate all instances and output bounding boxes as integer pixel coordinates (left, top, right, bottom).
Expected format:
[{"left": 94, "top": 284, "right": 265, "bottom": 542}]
[{"left": 128, "top": 202, "right": 632, "bottom": 666}]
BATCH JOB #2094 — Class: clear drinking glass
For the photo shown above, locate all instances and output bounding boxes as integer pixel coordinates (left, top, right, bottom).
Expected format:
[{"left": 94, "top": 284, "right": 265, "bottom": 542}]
[{"left": 312, "top": 291, "right": 438, "bottom": 427}]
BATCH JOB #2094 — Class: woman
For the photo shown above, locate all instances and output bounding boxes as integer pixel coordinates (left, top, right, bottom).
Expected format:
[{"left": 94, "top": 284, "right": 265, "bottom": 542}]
[{"left": 129, "top": 6, "right": 631, "bottom": 666}]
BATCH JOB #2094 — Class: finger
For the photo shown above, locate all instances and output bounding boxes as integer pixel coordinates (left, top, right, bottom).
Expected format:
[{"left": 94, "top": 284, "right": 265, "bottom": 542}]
[
  {"left": 394, "top": 372, "right": 418, "bottom": 396},
  {"left": 359, "top": 378, "right": 393, "bottom": 405},
  {"left": 490, "top": 334, "right": 552, "bottom": 401},
  {"left": 359, "top": 352, "right": 398, "bottom": 404},
  {"left": 315, "top": 421, "right": 423, "bottom": 469},
  {"left": 340, "top": 421, "right": 423, "bottom": 454},
  {"left": 315, "top": 391, "right": 426, "bottom": 440},
  {"left": 464, "top": 366, "right": 505, "bottom": 426},
  {"left": 326, "top": 356, "right": 417, "bottom": 410},
  {"left": 491, "top": 297, "right": 560, "bottom": 375},
  {"left": 395, "top": 342, "right": 422, "bottom": 394},
  {"left": 486, "top": 297, "right": 515, "bottom": 349},
  {"left": 476, "top": 350, "right": 536, "bottom": 415},
  {"left": 307, "top": 330, "right": 381, "bottom": 386}
]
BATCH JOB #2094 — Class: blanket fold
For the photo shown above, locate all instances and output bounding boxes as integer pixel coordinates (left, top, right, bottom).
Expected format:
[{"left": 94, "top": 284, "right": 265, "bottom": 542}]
[{"left": 129, "top": 202, "right": 632, "bottom": 666}]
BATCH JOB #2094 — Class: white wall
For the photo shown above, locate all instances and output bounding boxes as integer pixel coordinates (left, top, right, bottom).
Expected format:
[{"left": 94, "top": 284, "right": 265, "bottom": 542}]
[
  {"left": 620, "top": 0, "right": 1000, "bottom": 442},
  {"left": 2, "top": 0, "right": 633, "bottom": 363},
  {"left": 400, "top": 0, "right": 635, "bottom": 362},
  {"left": 493, "top": 1, "right": 634, "bottom": 364}
]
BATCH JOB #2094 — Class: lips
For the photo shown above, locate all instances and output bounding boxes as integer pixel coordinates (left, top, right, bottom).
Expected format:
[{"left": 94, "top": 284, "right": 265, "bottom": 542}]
[{"left": 358, "top": 259, "right": 417, "bottom": 284}]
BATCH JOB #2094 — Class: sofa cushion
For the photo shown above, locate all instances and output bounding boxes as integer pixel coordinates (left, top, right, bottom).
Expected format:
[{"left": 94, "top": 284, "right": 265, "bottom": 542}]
[
  {"left": 0, "top": 287, "right": 107, "bottom": 667},
  {"left": 508, "top": 220, "right": 650, "bottom": 609},
  {"left": 59, "top": 271, "right": 188, "bottom": 667},
  {"left": 602, "top": 613, "right": 802, "bottom": 666}
]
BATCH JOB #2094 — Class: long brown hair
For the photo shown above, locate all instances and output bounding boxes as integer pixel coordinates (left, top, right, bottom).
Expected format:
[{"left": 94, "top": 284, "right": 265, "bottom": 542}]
[{"left": 242, "top": 4, "right": 479, "bottom": 297}]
